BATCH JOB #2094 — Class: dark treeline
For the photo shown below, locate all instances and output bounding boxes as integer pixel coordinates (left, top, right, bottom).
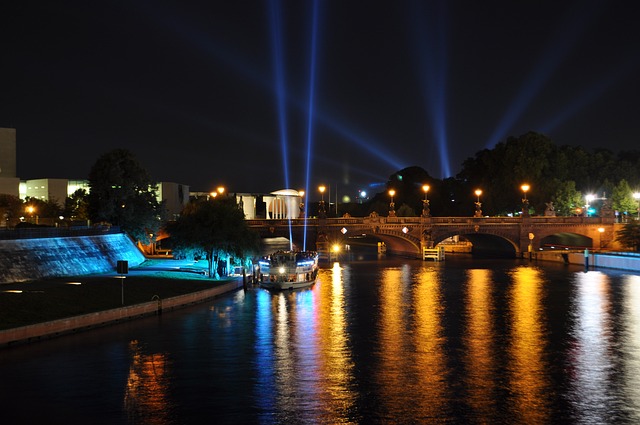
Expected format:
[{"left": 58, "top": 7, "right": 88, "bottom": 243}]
[{"left": 339, "top": 132, "right": 640, "bottom": 218}]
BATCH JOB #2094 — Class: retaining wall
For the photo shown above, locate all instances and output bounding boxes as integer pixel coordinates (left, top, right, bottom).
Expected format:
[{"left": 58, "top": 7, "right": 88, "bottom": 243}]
[
  {"left": 536, "top": 250, "right": 640, "bottom": 271},
  {"left": 0, "top": 278, "right": 244, "bottom": 347},
  {"left": 0, "top": 233, "right": 145, "bottom": 283}
]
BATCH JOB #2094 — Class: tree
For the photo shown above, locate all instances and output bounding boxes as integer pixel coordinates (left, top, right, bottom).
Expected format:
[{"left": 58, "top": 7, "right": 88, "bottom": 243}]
[
  {"left": 64, "top": 189, "right": 89, "bottom": 222},
  {"left": 550, "top": 180, "right": 582, "bottom": 216},
  {"left": 0, "top": 194, "right": 23, "bottom": 227},
  {"left": 611, "top": 179, "right": 637, "bottom": 219},
  {"left": 88, "top": 149, "right": 163, "bottom": 242},
  {"left": 616, "top": 222, "right": 640, "bottom": 252},
  {"left": 396, "top": 204, "right": 417, "bottom": 217},
  {"left": 23, "top": 197, "right": 64, "bottom": 221},
  {"left": 166, "top": 197, "right": 260, "bottom": 278}
]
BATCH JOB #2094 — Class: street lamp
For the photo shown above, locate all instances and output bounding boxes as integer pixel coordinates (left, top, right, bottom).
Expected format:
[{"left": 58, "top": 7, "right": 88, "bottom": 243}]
[
  {"left": 586, "top": 194, "right": 595, "bottom": 217},
  {"left": 217, "top": 186, "right": 225, "bottom": 196},
  {"left": 521, "top": 184, "right": 530, "bottom": 217},
  {"left": 299, "top": 190, "right": 305, "bottom": 218},
  {"left": 422, "top": 184, "right": 430, "bottom": 217},
  {"left": 474, "top": 189, "right": 483, "bottom": 217},
  {"left": 388, "top": 189, "right": 396, "bottom": 217},
  {"left": 634, "top": 192, "right": 640, "bottom": 219},
  {"left": 26, "top": 205, "right": 35, "bottom": 223},
  {"left": 318, "top": 185, "right": 326, "bottom": 217}
]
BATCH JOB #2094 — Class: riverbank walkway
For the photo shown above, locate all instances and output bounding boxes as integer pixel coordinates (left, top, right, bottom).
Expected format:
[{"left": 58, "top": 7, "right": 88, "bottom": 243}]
[{"left": 0, "top": 258, "right": 246, "bottom": 346}]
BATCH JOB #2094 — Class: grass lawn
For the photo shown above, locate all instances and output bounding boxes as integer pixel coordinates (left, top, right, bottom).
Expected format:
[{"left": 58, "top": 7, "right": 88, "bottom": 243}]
[{"left": 0, "top": 261, "right": 238, "bottom": 331}]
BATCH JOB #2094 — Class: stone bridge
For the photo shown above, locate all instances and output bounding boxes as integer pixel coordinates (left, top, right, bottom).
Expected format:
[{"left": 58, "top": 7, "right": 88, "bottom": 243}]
[{"left": 246, "top": 215, "right": 617, "bottom": 258}]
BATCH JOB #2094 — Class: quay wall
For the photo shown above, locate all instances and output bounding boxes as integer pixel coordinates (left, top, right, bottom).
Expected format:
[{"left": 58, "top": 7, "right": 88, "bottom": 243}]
[
  {"left": 0, "top": 278, "right": 244, "bottom": 347},
  {"left": 536, "top": 250, "right": 640, "bottom": 271},
  {"left": 0, "top": 233, "right": 145, "bottom": 284}
]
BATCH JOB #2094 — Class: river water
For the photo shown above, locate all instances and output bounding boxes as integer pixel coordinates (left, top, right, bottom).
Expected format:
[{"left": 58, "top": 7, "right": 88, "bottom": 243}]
[{"left": 2, "top": 256, "right": 640, "bottom": 424}]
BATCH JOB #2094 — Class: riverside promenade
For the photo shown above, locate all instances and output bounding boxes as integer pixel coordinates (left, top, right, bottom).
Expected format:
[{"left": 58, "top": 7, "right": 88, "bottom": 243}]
[{"left": 0, "top": 258, "right": 246, "bottom": 347}]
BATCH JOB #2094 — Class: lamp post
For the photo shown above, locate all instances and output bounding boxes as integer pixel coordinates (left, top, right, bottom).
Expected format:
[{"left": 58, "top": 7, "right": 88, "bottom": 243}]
[
  {"left": 26, "top": 205, "right": 37, "bottom": 224},
  {"left": 634, "top": 192, "right": 640, "bottom": 219},
  {"left": 586, "top": 194, "right": 595, "bottom": 217},
  {"left": 388, "top": 189, "right": 396, "bottom": 217},
  {"left": 319, "top": 185, "right": 326, "bottom": 218},
  {"left": 299, "top": 190, "right": 305, "bottom": 218},
  {"left": 422, "top": 184, "right": 430, "bottom": 217},
  {"left": 474, "top": 189, "right": 483, "bottom": 217},
  {"left": 521, "top": 184, "right": 530, "bottom": 217}
]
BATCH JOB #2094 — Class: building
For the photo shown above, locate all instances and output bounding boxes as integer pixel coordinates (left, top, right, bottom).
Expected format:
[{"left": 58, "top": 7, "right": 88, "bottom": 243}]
[
  {"left": 21, "top": 178, "right": 69, "bottom": 207},
  {"left": 157, "top": 182, "right": 189, "bottom": 220},
  {"left": 0, "top": 128, "right": 18, "bottom": 197},
  {"left": 236, "top": 189, "right": 304, "bottom": 220}
]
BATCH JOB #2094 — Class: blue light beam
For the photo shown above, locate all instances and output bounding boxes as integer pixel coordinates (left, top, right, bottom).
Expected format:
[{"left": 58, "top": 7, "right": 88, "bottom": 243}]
[
  {"left": 409, "top": 0, "right": 452, "bottom": 178},
  {"left": 303, "top": 0, "right": 321, "bottom": 251},
  {"left": 484, "top": 2, "right": 603, "bottom": 150},
  {"left": 268, "top": 0, "right": 293, "bottom": 248}
]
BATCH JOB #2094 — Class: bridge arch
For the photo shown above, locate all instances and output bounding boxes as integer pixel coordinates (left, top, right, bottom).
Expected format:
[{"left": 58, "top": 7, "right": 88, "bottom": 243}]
[
  {"left": 246, "top": 216, "right": 615, "bottom": 259},
  {"left": 433, "top": 230, "right": 519, "bottom": 258}
]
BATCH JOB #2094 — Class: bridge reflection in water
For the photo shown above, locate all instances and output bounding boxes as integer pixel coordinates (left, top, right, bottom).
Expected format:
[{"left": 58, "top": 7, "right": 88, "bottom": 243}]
[{"left": 247, "top": 215, "right": 616, "bottom": 258}]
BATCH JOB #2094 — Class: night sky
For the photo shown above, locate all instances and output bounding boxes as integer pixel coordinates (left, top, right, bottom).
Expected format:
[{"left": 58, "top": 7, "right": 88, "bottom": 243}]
[{"left": 2, "top": 0, "right": 639, "bottom": 199}]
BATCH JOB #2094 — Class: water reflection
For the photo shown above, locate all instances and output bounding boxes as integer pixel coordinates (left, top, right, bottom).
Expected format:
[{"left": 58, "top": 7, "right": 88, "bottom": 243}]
[
  {"left": 314, "top": 263, "right": 357, "bottom": 422},
  {"left": 377, "top": 266, "right": 411, "bottom": 419},
  {"left": 463, "top": 268, "right": 497, "bottom": 420},
  {"left": 412, "top": 265, "right": 448, "bottom": 420},
  {"left": 568, "top": 271, "right": 617, "bottom": 423},
  {"left": 253, "top": 268, "right": 356, "bottom": 423},
  {"left": 622, "top": 275, "right": 640, "bottom": 421},
  {"left": 508, "top": 266, "right": 551, "bottom": 424},
  {"left": 124, "top": 340, "right": 172, "bottom": 424},
  {"left": 7, "top": 259, "right": 640, "bottom": 423}
]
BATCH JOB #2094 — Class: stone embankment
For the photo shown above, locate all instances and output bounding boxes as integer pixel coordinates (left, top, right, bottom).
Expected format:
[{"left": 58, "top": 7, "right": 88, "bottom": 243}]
[
  {"left": 0, "top": 277, "right": 244, "bottom": 347},
  {"left": 535, "top": 250, "right": 640, "bottom": 271}
]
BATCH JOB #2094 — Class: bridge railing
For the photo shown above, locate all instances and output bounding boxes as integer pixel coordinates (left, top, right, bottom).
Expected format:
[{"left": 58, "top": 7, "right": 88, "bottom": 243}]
[{"left": 246, "top": 215, "right": 615, "bottom": 227}]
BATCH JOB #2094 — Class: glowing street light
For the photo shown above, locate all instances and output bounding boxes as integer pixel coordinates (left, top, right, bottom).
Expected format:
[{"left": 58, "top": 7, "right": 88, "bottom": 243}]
[
  {"left": 388, "top": 189, "right": 396, "bottom": 217},
  {"left": 586, "top": 194, "right": 595, "bottom": 217},
  {"left": 318, "top": 185, "right": 326, "bottom": 217},
  {"left": 422, "top": 184, "right": 430, "bottom": 217},
  {"left": 474, "top": 189, "right": 483, "bottom": 217},
  {"left": 25, "top": 205, "right": 36, "bottom": 223},
  {"left": 299, "top": 190, "right": 305, "bottom": 218},
  {"left": 634, "top": 192, "right": 640, "bottom": 219},
  {"left": 217, "top": 186, "right": 225, "bottom": 195},
  {"left": 521, "top": 184, "right": 530, "bottom": 217},
  {"left": 521, "top": 184, "right": 530, "bottom": 200}
]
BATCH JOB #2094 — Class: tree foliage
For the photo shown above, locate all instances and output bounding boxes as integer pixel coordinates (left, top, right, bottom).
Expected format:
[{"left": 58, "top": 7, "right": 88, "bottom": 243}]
[
  {"left": 166, "top": 197, "right": 260, "bottom": 278},
  {"left": 64, "top": 189, "right": 89, "bottom": 221},
  {"left": 611, "top": 180, "right": 638, "bottom": 217},
  {"left": 455, "top": 131, "right": 640, "bottom": 216},
  {"left": 88, "top": 149, "right": 163, "bottom": 242},
  {"left": 0, "top": 194, "right": 23, "bottom": 226},
  {"left": 24, "top": 197, "right": 63, "bottom": 219},
  {"left": 616, "top": 222, "right": 640, "bottom": 252}
]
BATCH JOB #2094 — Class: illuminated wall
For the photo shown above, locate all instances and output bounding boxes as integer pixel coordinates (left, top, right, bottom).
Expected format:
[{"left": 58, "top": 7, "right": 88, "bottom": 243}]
[
  {"left": 0, "top": 233, "right": 145, "bottom": 283},
  {"left": 157, "top": 182, "right": 189, "bottom": 220},
  {"left": 24, "top": 178, "right": 69, "bottom": 206}
]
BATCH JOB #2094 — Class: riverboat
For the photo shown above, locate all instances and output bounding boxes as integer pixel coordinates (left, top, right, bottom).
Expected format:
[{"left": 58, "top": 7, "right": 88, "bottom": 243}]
[{"left": 258, "top": 250, "right": 319, "bottom": 290}]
